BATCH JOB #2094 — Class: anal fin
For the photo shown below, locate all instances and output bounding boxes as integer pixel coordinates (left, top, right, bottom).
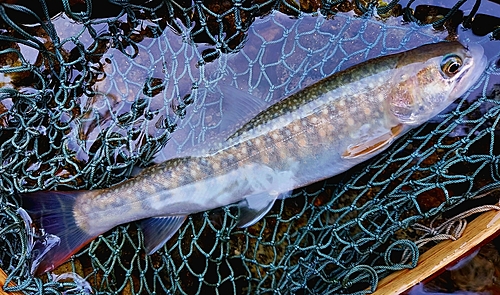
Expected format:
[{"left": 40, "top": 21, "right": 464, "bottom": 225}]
[{"left": 138, "top": 216, "right": 186, "bottom": 254}]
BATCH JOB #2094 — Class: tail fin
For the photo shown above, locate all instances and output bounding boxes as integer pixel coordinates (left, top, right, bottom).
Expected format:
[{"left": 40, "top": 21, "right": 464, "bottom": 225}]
[{"left": 18, "top": 191, "right": 97, "bottom": 275}]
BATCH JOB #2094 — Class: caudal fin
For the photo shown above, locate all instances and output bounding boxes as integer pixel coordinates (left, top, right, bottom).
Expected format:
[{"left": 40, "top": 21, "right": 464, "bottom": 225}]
[{"left": 18, "top": 191, "right": 97, "bottom": 275}]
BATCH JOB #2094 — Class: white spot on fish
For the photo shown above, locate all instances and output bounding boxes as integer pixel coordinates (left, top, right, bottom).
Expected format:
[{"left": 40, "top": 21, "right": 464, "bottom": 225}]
[{"left": 378, "top": 93, "right": 385, "bottom": 102}]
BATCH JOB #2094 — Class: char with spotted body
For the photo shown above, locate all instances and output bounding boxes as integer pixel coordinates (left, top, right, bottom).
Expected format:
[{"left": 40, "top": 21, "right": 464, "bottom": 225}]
[{"left": 20, "top": 41, "right": 487, "bottom": 274}]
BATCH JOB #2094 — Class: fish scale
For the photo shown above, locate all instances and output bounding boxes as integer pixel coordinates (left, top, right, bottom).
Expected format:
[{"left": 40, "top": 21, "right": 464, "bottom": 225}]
[{"left": 18, "top": 41, "right": 487, "bottom": 275}]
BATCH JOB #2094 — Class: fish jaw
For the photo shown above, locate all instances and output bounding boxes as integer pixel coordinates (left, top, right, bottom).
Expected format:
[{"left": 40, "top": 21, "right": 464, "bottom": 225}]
[{"left": 448, "top": 43, "right": 487, "bottom": 99}]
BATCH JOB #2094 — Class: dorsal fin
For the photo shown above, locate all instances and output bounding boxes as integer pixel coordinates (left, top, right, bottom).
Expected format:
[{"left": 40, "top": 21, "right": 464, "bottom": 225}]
[{"left": 154, "top": 85, "right": 271, "bottom": 162}]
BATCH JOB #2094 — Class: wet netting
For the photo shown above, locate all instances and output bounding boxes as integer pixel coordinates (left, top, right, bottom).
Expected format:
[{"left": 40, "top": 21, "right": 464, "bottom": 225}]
[{"left": 0, "top": 0, "right": 499, "bottom": 294}]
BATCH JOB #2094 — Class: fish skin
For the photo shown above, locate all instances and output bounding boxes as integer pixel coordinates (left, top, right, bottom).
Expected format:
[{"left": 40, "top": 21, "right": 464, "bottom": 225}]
[{"left": 19, "top": 41, "right": 487, "bottom": 274}]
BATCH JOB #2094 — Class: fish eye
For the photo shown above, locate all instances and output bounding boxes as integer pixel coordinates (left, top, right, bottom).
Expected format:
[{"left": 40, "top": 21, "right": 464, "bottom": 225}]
[{"left": 440, "top": 54, "right": 463, "bottom": 77}]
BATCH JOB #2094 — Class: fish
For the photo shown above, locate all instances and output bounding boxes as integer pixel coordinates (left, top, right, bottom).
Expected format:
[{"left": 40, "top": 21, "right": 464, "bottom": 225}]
[{"left": 19, "top": 41, "right": 487, "bottom": 275}]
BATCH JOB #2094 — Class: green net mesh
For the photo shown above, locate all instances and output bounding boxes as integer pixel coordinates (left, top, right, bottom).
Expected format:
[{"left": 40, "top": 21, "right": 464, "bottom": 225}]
[{"left": 0, "top": 0, "right": 500, "bottom": 294}]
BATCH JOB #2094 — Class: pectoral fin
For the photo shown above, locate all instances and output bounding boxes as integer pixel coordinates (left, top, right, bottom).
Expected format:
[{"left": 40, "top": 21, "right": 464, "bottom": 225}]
[
  {"left": 138, "top": 215, "right": 186, "bottom": 254},
  {"left": 342, "top": 124, "right": 405, "bottom": 159}
]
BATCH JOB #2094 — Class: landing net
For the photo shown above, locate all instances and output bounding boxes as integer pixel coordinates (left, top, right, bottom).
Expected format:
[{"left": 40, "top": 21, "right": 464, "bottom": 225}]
[{"left": 0, "top": 0, "right": 499, "bottom": 294}]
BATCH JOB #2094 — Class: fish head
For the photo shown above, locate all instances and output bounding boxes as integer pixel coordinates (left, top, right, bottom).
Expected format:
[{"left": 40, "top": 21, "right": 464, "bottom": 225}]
[{"left": 388, "top": 41, "right": 487, "bottom": 125}]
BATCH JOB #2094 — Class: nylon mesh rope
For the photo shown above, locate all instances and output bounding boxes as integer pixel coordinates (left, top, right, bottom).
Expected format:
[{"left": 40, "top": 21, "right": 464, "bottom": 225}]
[{"left": 0, "top": 0, "right": 499, "bottom": 294}]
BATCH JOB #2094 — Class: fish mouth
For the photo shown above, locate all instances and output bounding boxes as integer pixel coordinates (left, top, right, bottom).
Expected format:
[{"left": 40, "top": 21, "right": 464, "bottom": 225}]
[{"left": 449, "top": 43, "right": 487, "bottom": 99}]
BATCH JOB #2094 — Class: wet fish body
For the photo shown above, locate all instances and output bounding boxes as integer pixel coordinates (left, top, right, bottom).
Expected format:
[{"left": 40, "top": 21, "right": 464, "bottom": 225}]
[{"left": 20, "top": 41, "right": 487, "bottom": 274}]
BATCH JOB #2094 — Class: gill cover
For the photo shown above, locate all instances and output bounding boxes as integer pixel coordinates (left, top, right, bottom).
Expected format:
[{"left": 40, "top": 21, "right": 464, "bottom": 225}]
[{"left": 389, "top": 41, "right": 486, "bottom": 125}]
